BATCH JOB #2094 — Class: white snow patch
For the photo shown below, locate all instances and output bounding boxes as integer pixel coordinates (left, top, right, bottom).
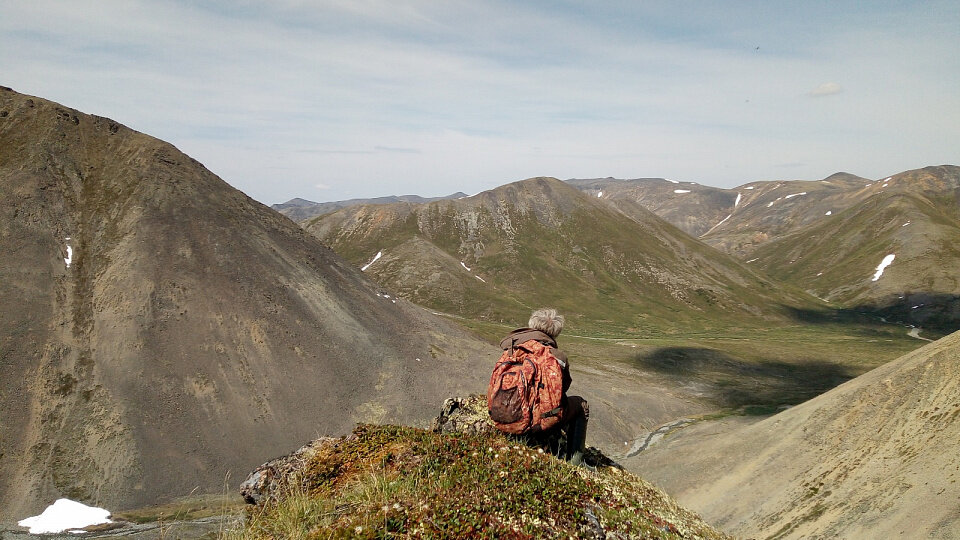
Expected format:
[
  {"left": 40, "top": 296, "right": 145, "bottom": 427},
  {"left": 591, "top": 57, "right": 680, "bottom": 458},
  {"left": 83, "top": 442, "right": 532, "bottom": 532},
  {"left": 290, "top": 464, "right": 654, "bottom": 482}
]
[
  {"left": 460, "top": 261, "right": 471, "bottom": 271},
  {"left": 361, "top": 251, "right": 382, "bottom": 272},
  {"left": 597, "top": 191, "right": 603, "bottom": 198},
  {"left": 902, "top": 221, "right": 911, "bottom": 227},
  {"left": 865, "top": 184, "right": 873, "bottom": 187},
  {"left": 666, "top": 179, "right": 679, "bottom": 184},
  {"left": 871, "top": 254, "right": 895, "bottom": 282},
  {"left": 746, "top": 258, "right": 759, "bottom": 263},
  {"left": 673, "top": 189, "right": 691, "bottom": 194},
  {"left": 715, "top": 214, "right": 732, "bottom": 227},
  {"left": 784, "top": 192, "right": 807, "bottom": 199},
  {"left": 18, "top": 499, "right": 112, "bottom": 534},
  {"left": 64, "top": 245, "right": 73, "bottom": 268},
  {"left": 882, "top": 183, "right": 889, "bottom": 188},
  {"left": 816, "top": 272, "right": 823, "bottom": 276},
  {"left": 474, "top": 275, "right": 487, "bottom": 283},
  {"left": 734, "top": 193, "right": 742, "bottom": 207},
  {"left": 825, "top": 211, "right": 832, "bottom": 216},
  {"left": 884, "top": 177, "right": 892, "bottom": 181},
  {"left": 744, "top": 186, "right": 755, "bottom": 190},
  {"left": 767, "top": 201, "right": 775, "bottom": 208}
]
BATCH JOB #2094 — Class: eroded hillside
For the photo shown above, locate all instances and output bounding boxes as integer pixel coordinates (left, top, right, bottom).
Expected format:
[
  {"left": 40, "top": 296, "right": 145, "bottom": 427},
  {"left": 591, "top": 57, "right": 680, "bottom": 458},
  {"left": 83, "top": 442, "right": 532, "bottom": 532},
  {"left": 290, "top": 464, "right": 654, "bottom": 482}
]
[{"left": 0, "top": 87, "right": 494, "bottom": 519}]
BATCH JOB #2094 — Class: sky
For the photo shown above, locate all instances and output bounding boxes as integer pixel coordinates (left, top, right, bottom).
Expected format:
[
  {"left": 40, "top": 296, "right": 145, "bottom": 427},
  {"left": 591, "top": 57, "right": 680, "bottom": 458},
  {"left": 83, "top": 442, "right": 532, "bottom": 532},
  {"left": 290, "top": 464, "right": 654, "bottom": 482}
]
[{"left": 2, "top": 1, "right": 959, "bottom": 205}]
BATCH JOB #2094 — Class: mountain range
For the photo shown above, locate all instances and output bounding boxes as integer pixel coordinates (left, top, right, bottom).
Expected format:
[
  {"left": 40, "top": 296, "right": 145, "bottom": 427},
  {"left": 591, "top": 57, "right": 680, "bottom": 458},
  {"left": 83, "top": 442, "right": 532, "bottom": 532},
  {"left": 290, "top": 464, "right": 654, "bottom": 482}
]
[
  {"left": 272, "top": 192, "right": 468, "bottom": 222},
  {"left": 3, "top": 86, "right": 958, "bottom": 538},
  {"left": 569, "top": 167, "right": 960, "bottom": 332},
  {"left": 302, "top": 176, "right": 819, "bottom": 335}
]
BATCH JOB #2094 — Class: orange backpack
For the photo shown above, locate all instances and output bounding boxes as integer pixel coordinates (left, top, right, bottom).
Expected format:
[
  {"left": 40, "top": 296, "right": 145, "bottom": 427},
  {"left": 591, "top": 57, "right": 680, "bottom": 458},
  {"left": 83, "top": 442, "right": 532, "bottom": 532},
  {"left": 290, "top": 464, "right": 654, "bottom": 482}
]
[{"left": 487, "top": 339, "right": 565, "bottom": 435}]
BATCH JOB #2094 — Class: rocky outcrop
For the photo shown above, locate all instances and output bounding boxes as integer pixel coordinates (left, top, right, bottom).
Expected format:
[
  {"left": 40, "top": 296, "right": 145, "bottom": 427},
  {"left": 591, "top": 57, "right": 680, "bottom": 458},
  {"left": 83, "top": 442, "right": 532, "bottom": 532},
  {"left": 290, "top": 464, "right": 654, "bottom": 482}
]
[{"left": 240, "top": 395, "right": 622, "bottom": 506}]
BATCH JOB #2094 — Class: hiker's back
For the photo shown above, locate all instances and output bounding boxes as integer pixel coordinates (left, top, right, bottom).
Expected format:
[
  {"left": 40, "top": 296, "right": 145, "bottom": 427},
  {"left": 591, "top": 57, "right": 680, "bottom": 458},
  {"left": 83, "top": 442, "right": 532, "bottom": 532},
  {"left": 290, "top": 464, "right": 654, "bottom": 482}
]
[{"left": 487, "top": 337, "right": 565, "bottom": 435}]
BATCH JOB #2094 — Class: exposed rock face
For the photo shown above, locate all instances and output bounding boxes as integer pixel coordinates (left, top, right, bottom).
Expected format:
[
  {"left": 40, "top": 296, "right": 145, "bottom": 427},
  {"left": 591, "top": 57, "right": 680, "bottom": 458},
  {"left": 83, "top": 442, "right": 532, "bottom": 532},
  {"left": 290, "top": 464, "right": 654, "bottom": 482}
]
[
  {"left": 0, "top": 87, "right": 494, "bottom": 519},
  {"left": 429, "top": 395, "right": 499, "bottom": 436},
  {"left": 239, "top": 437, "right": 336, "bottom": 506}
]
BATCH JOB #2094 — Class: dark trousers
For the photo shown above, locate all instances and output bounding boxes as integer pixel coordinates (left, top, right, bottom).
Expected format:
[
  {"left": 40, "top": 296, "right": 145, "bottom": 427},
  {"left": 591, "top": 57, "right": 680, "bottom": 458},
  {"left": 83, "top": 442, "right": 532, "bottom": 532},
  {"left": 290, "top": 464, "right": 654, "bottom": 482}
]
[{"left": 562, "top": 396, "right": 589, "bottom": 462}]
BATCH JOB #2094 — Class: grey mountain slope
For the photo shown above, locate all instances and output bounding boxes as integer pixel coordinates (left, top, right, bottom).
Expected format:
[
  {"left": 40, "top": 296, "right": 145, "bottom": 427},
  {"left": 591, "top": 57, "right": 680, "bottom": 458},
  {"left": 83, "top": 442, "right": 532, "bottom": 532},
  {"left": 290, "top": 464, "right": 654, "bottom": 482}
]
[
  {"left": 568, "top": 177, "right": 736, "bottom": 237},
  {"left": 273, "top": 192, "right": 468, "bottom": 222},
  {"left": 628, "top": 329, "right": 960, "bottom": 539},
  {"left": 0, "top": 87, "right": 493, "bottom": 520}
]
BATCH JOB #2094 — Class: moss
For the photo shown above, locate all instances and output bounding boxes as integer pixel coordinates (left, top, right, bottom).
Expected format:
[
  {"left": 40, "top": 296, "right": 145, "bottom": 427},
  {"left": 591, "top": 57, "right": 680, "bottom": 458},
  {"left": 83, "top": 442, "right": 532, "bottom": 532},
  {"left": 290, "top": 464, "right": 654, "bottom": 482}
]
[{"left": 233, "top": 424, "right": 729, "bottom": 539}]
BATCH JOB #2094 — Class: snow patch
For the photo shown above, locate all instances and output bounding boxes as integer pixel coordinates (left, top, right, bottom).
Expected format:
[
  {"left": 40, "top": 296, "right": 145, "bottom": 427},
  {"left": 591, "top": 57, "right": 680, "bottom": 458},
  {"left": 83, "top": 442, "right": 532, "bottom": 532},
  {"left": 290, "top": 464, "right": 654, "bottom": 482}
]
[
  {"left": 871, "top": 254, "right": 895, "bottom": 282},
  {"left": 744, "top": 186, "right": 755, "bottom": 190},
  {"left": 767, "top": 201, "right": 775, "bottom": 208},
  {"left": 816, "top": 272, "right": 823, "bottom": 276},
  {"left": 734, "top": 193, "right": 742, "bottom": 207},
  {"left": 597, "top": 191, "right": 603, "bottom": 198},
  {"left": 882, "top": 183, "right": 889, "bottom": 188},
  {"left": 474, "top": 275, "right": 487, "bottom": 283},
  {"left": 746, "top": 258, "right": 759, "bottom": 263},
  {"left": 784, "top": 192, "right": 807, "bottom": 199},
  {"left": 361, "top": 251, "right": 382, "bottom": 272},
  {"left": 666, "top": 179, "right": 679, "bottom": 184},
  {"left": 902, "top": 221, "right": 911, "bottom": 227},
  {"left": 673, "top": 189, "right": 691, "bottom": 194},
  {"left": 825, "top": 211, "right": 832, "bottom": 216},
  {"left": 460, "top": 261, "right": 471, "bottom": 272},
  {"left": 18, "top": 499, "right": 112, "bottom": 534},
  {"left": 64, "top": 245, "right": 73, "bottom": 268}
]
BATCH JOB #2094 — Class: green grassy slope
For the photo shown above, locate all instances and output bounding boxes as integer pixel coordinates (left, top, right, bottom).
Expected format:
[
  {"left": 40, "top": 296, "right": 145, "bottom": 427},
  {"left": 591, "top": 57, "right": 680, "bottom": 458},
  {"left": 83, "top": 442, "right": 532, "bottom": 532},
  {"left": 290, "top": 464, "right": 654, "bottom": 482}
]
[
  {"left": 746, "top": 175, "right": 960, "bottom": 333},
  {"left": 304, "top": 177, "right": 821, "bottom": 336}
]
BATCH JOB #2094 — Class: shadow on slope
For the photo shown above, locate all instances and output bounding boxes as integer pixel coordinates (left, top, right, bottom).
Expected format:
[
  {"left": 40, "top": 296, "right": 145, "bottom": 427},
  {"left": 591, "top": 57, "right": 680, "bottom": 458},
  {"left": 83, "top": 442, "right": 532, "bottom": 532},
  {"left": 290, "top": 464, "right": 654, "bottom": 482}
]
[
  {"left": 632, "top": 347, "right": 854, "bottom": 409},
  {"left": 783, "top": 293, "right": 960, "bottom": 336}
]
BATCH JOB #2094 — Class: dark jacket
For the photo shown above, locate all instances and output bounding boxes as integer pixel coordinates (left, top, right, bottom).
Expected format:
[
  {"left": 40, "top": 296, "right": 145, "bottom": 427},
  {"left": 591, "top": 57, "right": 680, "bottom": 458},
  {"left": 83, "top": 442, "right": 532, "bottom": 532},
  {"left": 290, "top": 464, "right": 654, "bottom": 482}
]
[{"left": 499, "top": 328, "right": 572, "bottom": 394}]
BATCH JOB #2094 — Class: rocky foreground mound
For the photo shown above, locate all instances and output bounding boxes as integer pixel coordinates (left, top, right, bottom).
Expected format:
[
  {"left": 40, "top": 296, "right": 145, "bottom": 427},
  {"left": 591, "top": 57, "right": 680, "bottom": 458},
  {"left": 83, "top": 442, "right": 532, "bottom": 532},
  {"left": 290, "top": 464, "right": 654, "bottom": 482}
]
[{"left": 235, "top": 396, "right": 728, "bottom": 539}]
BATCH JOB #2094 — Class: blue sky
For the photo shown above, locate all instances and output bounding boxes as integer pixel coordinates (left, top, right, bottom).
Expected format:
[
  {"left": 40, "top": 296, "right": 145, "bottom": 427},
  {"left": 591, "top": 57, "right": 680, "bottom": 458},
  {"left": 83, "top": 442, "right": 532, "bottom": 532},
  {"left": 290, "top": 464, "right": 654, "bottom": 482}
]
[{"left": 2, "top": 1, "right": 958, "bottom": 204}]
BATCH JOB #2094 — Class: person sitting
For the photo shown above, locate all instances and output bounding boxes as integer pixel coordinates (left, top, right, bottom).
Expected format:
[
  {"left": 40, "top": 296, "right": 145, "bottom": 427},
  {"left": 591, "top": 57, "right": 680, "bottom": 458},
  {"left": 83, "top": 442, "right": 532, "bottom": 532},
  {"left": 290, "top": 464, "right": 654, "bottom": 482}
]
[{"left": 496, "top": 308, "right": 589, "bottom": 465}]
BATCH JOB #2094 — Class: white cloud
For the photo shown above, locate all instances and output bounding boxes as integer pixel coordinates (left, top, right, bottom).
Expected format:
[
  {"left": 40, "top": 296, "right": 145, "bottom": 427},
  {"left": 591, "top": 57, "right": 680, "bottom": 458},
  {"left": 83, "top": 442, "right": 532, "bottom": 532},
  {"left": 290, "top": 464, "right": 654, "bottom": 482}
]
[
  {"left": 808, "top": 82, "right": 844, "bottom": 97},
  {"left": 1, "top": 2, "right": 958, "bottom": 204}
]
